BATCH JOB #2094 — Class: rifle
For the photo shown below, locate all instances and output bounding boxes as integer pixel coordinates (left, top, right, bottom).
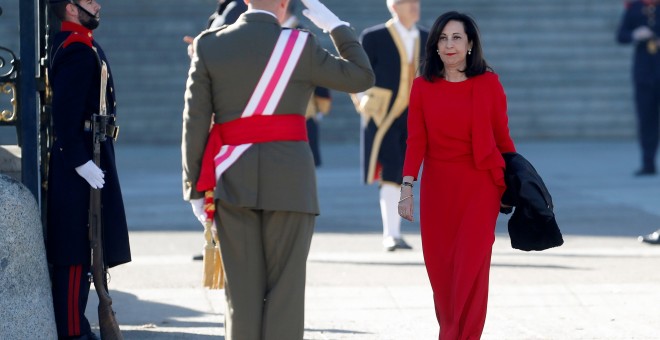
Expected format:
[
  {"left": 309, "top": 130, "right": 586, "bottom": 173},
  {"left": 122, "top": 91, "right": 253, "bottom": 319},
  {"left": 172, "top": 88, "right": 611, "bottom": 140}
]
[{"left": 88, "top": 59, "right": 123, "bottom": 339}]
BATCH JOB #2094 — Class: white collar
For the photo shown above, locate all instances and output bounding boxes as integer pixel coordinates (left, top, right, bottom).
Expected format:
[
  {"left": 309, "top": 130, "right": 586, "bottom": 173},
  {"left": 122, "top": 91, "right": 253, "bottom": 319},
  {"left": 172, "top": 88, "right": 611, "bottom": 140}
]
[
  {"left": 392, "top": 19, "right": 419, "bottom": 38},
  {"left": 282, "top": 15, "right": 298, "bottom": 29},
  {"left": 245, "top": 9, "right": 278, "bottom": 20}
]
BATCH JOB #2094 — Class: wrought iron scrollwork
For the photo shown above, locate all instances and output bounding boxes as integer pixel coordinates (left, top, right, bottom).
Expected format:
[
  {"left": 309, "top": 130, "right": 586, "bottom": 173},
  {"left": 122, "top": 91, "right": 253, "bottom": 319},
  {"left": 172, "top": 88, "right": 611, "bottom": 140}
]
[{"left": 0, "top": 46, "right": 19, "bottom": 124}]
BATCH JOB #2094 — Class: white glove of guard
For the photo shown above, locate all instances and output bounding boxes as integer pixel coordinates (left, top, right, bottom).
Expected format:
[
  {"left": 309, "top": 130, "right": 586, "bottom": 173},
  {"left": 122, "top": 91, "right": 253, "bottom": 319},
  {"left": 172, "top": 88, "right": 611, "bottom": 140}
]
[
  {"left": 75, "top": 160, "right": 105, "bottom": 189},
  {"left": 301, "top": 0, "right": 349, "bottom": 33},
  {"left": 190, "top": 198, "right": 207, "bottom": 226},
  {"left": 632, "top": 26, "right": 654, "bottom": 41}
]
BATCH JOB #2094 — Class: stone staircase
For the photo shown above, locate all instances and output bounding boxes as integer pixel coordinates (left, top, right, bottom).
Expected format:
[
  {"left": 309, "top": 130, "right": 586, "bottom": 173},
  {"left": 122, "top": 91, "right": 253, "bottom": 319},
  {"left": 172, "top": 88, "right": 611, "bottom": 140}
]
[{"left": 0, "top": 0, "right": 637, "bottom": 144}]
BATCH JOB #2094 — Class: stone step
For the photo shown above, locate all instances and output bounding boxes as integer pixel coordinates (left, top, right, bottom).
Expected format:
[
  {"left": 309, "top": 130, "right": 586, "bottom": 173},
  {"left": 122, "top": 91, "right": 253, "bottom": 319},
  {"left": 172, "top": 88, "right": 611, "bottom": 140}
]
[{"left": 0, "top": 0, "right": 640, "bottom": 142}]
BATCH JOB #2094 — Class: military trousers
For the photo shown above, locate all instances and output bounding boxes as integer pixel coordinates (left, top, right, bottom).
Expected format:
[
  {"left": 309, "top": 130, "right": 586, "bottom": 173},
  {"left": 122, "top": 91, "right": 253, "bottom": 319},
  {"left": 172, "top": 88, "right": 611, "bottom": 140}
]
[
  {"left": 215, "top": 199, "right": 315, "bottom": 340},
  {"left": 52, "top": 264, "right": 92, "bottom": 339},
  {"left": 634, "top": 81, "right": 660, "bottom": 171}
]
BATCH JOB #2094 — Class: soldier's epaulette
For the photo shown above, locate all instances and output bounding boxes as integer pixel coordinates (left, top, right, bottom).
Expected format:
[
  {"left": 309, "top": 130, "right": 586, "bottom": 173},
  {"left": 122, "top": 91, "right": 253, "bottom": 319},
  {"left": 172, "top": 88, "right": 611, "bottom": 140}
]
[{"left": 63, "top": 31, "right": 93, "bottom": 49}]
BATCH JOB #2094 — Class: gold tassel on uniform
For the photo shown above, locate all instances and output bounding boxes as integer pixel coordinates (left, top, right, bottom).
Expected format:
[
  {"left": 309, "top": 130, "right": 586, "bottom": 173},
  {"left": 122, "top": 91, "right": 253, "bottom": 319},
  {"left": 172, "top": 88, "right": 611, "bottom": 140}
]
[{"left": 202, "top": 191, "right": 224, "bottom": 289}]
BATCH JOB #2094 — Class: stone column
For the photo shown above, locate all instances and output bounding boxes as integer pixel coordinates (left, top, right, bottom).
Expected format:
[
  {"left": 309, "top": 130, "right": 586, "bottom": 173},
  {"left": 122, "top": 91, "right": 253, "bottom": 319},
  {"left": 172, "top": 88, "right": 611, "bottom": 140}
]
[{"left": 0, "top": 173, "right": 57, "bottom": 338}]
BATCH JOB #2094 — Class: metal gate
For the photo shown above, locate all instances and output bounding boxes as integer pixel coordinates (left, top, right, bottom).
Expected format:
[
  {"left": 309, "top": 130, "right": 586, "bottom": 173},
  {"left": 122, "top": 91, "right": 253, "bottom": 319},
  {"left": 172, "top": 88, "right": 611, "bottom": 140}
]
[
  {"left": 0, "top": 0, "right": 58, "bottom": 236},
  {"left": 0, "top": 0, "right": 54, "bottom": 210}
]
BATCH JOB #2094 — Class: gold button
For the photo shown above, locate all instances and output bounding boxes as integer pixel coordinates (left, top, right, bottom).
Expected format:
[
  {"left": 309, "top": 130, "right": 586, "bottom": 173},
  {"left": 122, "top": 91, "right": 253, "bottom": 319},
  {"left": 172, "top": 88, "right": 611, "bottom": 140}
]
[
  {"left": 185, "top": 181, "right": 191, "bottom": 187},
  {"left": 88, "top": 32, "right": 92, "bottom": 38},
  {"left": 110, "top": 87, "right": 114, "bottom": 93}
]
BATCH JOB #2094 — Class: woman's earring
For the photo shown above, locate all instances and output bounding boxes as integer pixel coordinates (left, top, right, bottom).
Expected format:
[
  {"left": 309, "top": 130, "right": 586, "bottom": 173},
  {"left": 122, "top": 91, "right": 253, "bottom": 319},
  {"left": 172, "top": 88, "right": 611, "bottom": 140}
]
[
  {"left": 437, "top": 49, "right": 440, "bottom": 55},
  {"left": 468, "top": 49, "right": 472, "bottom": 55}
]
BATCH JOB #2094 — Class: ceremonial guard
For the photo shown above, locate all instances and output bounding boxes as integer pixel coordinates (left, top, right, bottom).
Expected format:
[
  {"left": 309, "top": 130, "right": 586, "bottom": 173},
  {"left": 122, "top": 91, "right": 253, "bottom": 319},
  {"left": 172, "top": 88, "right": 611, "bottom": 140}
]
[
  {"left": 181, "top": 0, "right": 374, "bottom": 338},
  {"left": 47, "top": 1, "right": 131, "bottom": 338},
  {"left": 281, "top": 0, "right": 332, "bottom": 166},
  {"left": 617, "top": 0, "right": 660, "bottom": 175},
  {"left": 357, "top": 0, "right": 427, "bottom": 251}
]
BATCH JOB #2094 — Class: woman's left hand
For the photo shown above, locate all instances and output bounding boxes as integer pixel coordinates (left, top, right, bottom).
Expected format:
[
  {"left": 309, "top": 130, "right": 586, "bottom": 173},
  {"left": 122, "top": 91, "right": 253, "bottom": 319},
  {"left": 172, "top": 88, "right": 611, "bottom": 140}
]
[{"left": 398, "top": 188, "right": 414, "bottom": 222}]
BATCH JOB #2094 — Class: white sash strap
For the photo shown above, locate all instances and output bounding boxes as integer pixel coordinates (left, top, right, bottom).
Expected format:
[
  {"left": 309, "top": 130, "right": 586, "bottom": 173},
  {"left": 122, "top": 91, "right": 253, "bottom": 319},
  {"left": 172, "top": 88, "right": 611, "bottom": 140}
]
[{"left": 213, "top": 29, "right": 309, "bottom": 181}]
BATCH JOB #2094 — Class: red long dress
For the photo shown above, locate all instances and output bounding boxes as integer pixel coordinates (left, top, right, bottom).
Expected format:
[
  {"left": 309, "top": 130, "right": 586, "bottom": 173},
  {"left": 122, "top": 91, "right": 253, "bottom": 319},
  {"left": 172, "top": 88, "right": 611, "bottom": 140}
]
[{"left": 403, "top": 72, "right": 515, "bottom": 340}]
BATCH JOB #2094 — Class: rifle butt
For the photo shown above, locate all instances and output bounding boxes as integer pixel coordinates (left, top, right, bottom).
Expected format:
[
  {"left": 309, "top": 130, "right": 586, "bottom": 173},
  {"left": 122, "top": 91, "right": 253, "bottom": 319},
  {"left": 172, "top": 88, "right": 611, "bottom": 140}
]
[{"left": 98, "top": 301, "right": 123, "bottom": 340}]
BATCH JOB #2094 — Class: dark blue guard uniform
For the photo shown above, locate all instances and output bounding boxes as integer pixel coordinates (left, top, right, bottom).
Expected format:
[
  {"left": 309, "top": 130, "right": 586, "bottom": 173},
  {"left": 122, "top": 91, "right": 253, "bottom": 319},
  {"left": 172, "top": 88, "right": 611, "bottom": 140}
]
[
  {"left": 305, "top": 86, "right": 331, "bottom": 167},
  {"left": 47, "top": 20, "right": 131, "bottom": 339},
  {"left": 360, "top": 21, "right": 428, "bottom": 185},
  {"left": 617, "top": 0, "right": 660, "bottom": 174}
]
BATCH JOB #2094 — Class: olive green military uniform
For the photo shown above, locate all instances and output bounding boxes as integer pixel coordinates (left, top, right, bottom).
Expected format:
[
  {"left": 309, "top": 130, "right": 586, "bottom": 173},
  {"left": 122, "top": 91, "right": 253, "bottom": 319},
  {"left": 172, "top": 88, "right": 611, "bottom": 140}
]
[{"left": 182, "top": 11, "right": 374, "bottom": 340}]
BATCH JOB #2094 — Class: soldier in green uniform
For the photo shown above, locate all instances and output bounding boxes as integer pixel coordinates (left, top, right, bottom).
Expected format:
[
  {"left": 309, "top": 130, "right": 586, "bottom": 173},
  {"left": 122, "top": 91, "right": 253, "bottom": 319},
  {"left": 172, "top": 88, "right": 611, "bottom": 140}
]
[{"left": 181, "top": 0, "right": 374, "bottom": 339}]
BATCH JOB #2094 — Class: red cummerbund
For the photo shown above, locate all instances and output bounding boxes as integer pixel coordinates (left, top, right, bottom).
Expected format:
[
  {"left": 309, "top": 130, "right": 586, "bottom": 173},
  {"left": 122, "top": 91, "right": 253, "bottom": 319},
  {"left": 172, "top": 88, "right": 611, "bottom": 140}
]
[{"left": 196, "top": 114, "right": 308, "bottom": 192}]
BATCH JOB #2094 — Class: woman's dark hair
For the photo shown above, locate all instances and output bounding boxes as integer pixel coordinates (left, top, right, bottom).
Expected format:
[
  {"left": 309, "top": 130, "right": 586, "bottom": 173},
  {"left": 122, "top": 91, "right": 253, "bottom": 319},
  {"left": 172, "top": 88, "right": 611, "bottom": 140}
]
[{"left": 421, "top": 11, "right": 490, "bottom": 82}]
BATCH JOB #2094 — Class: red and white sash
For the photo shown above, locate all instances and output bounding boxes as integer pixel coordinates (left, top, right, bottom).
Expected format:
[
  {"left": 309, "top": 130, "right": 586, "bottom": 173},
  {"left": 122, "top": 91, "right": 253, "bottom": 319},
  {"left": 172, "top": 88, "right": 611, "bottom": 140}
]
[{"left": 212, "top": 29, "right": 308, "bottom": 182}]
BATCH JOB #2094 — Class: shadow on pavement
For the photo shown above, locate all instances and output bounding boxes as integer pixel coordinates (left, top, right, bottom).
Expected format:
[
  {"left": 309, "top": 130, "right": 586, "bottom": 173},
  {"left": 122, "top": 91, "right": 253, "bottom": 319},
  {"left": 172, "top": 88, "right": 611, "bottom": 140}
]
[
  {"left": 120, "top": 330, "right": 222, "bottom": 340},
  {"left": 491, "top": 263, "right": 586, "bottom": 270},
  {"left": 88, "top": 290, "right": 222, "bottom": 328},
  {"left": 305, "top": 328, "right": 372, "bottom": 336}
]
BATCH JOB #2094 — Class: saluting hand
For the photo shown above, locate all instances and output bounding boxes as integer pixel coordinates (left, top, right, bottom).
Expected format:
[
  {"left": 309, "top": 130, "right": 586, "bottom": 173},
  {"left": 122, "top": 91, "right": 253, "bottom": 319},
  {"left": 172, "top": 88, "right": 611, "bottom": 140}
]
[{"left": 301, "top": 0, "right": 348, "bottom": 33}]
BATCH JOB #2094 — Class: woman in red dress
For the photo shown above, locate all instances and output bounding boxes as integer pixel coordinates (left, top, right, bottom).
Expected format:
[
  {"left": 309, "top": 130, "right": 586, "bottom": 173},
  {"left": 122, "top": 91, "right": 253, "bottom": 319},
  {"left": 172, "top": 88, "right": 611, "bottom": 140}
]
[{"left": 398, "top": 11, "right": 516, "bottom": 339}]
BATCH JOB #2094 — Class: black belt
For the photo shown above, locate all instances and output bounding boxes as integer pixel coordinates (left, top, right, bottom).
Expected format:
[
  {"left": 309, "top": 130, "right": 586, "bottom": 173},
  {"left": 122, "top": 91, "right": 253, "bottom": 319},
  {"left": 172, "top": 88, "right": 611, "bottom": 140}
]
[{"left": 84, "top": 120, "right": 120, "bottom": 141}]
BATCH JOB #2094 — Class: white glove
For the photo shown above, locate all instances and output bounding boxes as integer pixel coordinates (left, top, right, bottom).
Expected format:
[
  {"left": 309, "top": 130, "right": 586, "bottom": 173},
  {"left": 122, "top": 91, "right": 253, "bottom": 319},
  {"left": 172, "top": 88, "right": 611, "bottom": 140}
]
[
  {"left": 75, "top": 160, "right": 105, "bottom": 189},
  {"left": 190, "top": 198, "right": 207, "bottom": 226},
  {"left": 632, "top": 26, "right": 654, "bottom": 41},
  {"left": 301, "top": 0, "right": 349, "bottom": 33}
]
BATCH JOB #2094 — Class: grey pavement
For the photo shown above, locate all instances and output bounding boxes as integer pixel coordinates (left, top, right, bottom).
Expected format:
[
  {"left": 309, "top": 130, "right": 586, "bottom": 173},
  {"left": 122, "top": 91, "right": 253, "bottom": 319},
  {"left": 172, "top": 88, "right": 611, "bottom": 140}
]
[{"left": 86, "top": 140, "right": 660, "bottom": 339}]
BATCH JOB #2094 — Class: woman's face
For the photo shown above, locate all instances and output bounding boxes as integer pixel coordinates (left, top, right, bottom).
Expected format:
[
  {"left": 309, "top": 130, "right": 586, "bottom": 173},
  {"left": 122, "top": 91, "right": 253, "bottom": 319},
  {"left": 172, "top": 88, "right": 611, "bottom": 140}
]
[{"left": 437, "top": 20, "right": 473, "bottom": 70}]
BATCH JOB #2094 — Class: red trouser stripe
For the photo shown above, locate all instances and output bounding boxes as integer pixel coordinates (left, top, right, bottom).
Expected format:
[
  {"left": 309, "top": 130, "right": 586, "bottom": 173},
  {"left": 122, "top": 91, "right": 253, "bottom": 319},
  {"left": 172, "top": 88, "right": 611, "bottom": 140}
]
[
  {"left": 67, "top": 266, "right": 75, "bottom": 336},
  {"left": 68, "top": 265, "right": 82, "bottom": 336},
  {"left": 73, "top": 265, "right": 81, "bottom": 335}
]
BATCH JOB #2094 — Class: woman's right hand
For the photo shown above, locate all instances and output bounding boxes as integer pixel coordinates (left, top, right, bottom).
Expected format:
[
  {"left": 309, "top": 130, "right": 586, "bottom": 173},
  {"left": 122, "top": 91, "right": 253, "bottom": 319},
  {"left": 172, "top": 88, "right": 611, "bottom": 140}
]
[{"left": 398, "top": 186, "right": 414, "bottom": 222}]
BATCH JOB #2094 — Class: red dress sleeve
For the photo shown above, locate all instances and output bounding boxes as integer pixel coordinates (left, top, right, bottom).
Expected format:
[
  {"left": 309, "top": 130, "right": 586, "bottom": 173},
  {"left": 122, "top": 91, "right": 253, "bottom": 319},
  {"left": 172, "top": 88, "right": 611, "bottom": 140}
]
[
  {"left": 403, "top": 78, "right": 427, "bottom": 180},
  {"left": 491, "top": 76, "right": 516, "bottom": 154}
]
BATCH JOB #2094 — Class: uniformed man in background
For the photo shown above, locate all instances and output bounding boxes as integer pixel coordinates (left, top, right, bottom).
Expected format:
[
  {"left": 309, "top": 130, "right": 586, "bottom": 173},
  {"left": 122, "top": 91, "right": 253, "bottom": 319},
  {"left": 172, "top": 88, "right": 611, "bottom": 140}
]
[
  {"left": 184, "top": 0, "right": 248, "bottom": 59},
  {"left": 208, "top": 0, "right": 249, "bottom": 29},
  {"left": 357, "top": 0, "right": 428, "bottom": 251},
  {"left": 617, "top": 0, "right": 660, "bottom": 176}
]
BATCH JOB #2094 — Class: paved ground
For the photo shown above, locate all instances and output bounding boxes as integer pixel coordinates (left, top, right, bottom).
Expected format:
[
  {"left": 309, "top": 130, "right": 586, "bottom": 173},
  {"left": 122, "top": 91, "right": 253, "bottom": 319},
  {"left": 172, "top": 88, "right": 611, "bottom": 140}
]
[{"left": 84, "top": 140, "right": 660, "bottom": 339}]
